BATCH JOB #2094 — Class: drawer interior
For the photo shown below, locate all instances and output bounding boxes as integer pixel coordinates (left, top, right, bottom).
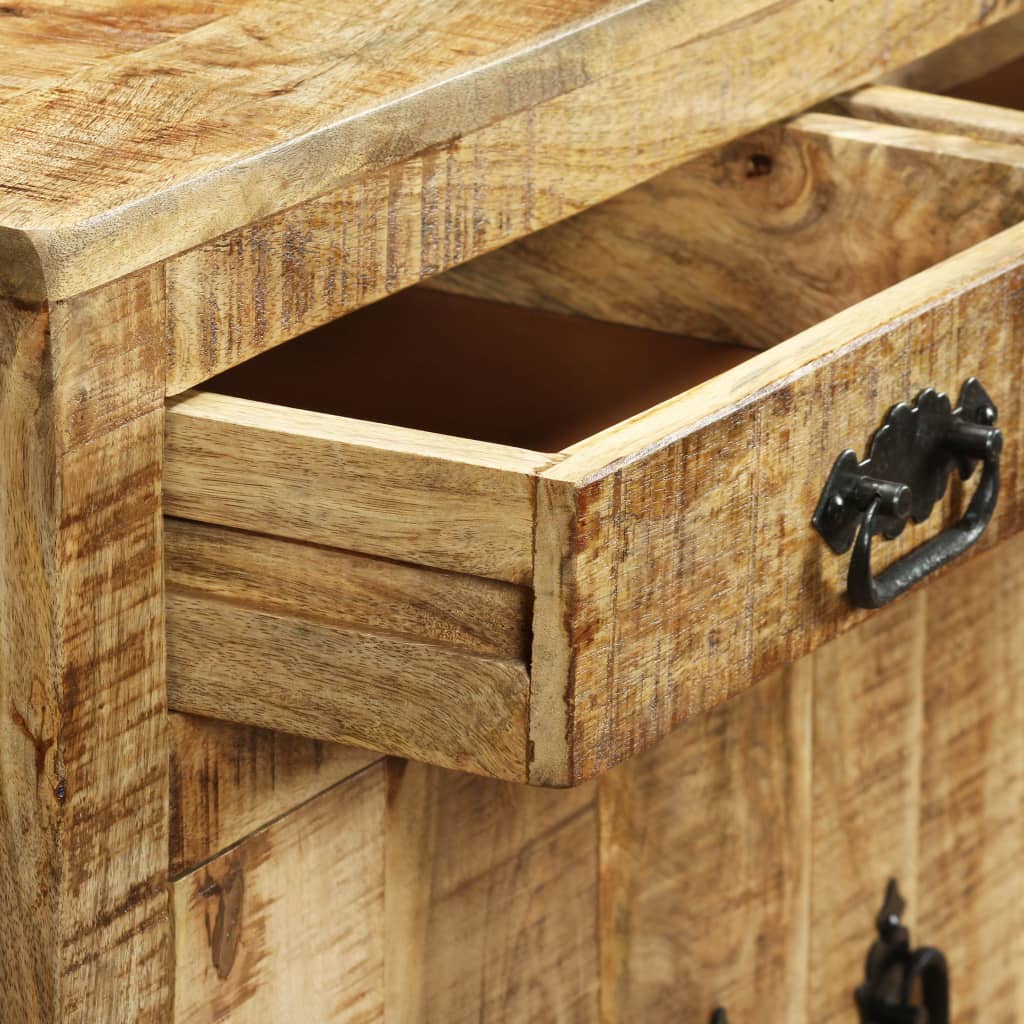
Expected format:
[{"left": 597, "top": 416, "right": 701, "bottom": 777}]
[
  {"left": 193, "top": 102, "right": 1024, "bottom": 457},
  {"left": 944, "top": 55, "right": 1024, "bottom": 110},
  {"left": 199, "top": 288, "right": 754, "bottom": 453}
]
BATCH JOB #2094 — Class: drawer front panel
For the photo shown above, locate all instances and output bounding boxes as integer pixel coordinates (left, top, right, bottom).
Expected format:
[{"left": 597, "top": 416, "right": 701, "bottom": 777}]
[{"left": 537, "top": 223, "right": 1024, "bottom": 783}]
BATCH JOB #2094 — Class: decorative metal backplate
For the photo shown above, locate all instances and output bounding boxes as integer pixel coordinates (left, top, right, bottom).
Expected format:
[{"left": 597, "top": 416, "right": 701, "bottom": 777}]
[{"left": 813, "top": 378, "right": 998, "bottom": 554}]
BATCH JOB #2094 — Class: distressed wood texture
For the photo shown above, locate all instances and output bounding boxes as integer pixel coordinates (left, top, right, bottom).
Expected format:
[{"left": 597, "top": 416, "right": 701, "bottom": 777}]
[
  {"left": 879, "top": 12, "right": 1024, "bottom": 93},
  {"left": 168, "top": 712, "right": 381, "bottom": 876},
  {"left": 840, "top": 84, "right": 1024, "bottom": 146},
  {"left": 600, "top": 536, "right": 1024, "bottom": 1021},
  {"left": 164, "top": 391, "right": 551, "bottom": 584},
  {"left": 0, "top": 269, "right": 172, "bottom": 1019},
  {"left": 530, "top": 172, "right": 1024, "bottom": 785},
  {"left": 806, "top": 592, "right": 927, "bottom": 1022},
  {"left": 428, "top": 114, "right": 1024, "bottom": 347},
  {"left": 384, "top": 760, "right": 600, "bottom": 1023},
  {"left": 173, "top": 763, "right": 386, "bottom": 1024},
  {"left": 163, "top": 116, "right": 1024, "bottom": 785},
  {"left": 167, "top": 590, "right": 531, "bottom": 782},
  {"left": 166, "top": 518, "right": 531, "bottom": 660},
  {"left": 915, "top": 533, "right": 1024, "bottom": 1022},
  {"left": 0, "top": 1, "right": 1011, "bottom": 323},
  {"left": 598, "top": 664, "right": 812, "bottom": 1022}
]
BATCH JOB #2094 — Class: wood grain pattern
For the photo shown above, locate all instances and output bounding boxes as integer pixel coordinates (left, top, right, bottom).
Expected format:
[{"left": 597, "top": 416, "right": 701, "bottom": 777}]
[
  {"left": 807, "top": 593, "right": 926, "bottom": 1022},
  {"left": 168, "top": 712, "right": 381, "bottom": 876},
  {"left": 598, "top": 664, "right": 812, "bottom": 1022},
  {"left": 164, "top": 118, "right": 1024, "bottom": 786},
  {"left": 600, "top": 540, "right": 1024, "bottom": 1020},
  {"left": 167, "top": 591, "right": 531, "bottom": 782},
  {"left": 1, "top": 0, "right": 1012, "bottom": 315},
  {"left": 915, "top": 536, "right": 1024, "bottom": 1021},
  {"left": 166, "top": 518, "right": 531, "bottom": 660},
  {"left": 164, "top": 391, "right": 550, "bottom": 584},
  {"left": 533, "top": 216, "right": 1024, "bottom": 784},
  {"left": 385, "top": 759, "right": 599, "bottom": 1023},
  {"left": 878, "top": 12, "right": 1024, "bottom": 94},
  {"left": 0, "top": 277, "right": 172, "bottom": 1019},
  {"left": 0, "top": 1, "right": 247, "bottom": 101},
  {"left": 429, "top": 114, "right": 1024, "bottom": 348},
  {"left": 173, "top": 763, "right": 385, "bottom": 1023},
  {"left": 840, "top": 85, "right": 1024, "bottom": 146}
]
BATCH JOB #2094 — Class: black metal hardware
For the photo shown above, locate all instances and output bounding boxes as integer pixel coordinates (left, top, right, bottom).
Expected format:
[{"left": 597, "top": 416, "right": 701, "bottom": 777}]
[
  {"left": 709, "top": 1011, "right": 729, "bottom": 1024},
  {"left": 855, "top": 880, "right": 949, "bottom": 1024},
  {"left": 813, "top": 378, "right": 1002, "bottom": 608}
]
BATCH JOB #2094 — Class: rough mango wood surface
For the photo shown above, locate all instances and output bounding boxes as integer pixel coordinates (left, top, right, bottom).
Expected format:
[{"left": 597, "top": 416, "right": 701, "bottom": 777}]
[{"left": 1, "top": 3, "right": 1021, "bottom": 1021}]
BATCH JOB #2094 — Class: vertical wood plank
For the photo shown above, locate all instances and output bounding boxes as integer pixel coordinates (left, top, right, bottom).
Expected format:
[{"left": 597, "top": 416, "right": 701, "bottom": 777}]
[
  {"left": 808, "top": 593, "right": 927, "bottom": 1022},
  {"left": 0, "top": 267, "right": 172, "bottom": 1020},
  {"left": 916, "top": 537, "right": 1024, "bottom": 1022},
  {"left": 173, "top": 764, "right": 386, "bottom": 1023},
  {"left": 384, "top": 760, "right": 600, "bottom": 1023},
  {"left": 598, "top": 664, "right": 812, "bottom": 1022},
  {"left": 168, "top": 713, "right": 381, "bottom": 876}
]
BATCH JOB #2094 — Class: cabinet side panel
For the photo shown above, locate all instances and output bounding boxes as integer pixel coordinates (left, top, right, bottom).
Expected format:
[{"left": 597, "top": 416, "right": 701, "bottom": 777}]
[{"left": 0, "top": 269, "right": 172, "bottom": 1021}]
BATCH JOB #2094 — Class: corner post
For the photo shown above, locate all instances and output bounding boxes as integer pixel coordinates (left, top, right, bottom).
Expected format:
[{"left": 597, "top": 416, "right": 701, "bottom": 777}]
[{"left": 0, "top": 240, "right": 173, "bottom": 1021}]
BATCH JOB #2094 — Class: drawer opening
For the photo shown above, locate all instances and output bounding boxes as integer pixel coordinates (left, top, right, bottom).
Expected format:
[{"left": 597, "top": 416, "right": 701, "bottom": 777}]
[
  {"left": 197, "top": 287, "right": 754, "bottom": 453},
  {"left": 943, "top": 55, "right": 1024, "bottom": 110}
]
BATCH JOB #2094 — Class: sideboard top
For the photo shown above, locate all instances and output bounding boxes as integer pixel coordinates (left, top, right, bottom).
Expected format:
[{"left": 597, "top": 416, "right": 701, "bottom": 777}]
[
  {"left": 0, "top": 1, "right": 1013, "bottom": 304},
  {"left": 0, "top": 0, "right": 710, "bottom": 300}
]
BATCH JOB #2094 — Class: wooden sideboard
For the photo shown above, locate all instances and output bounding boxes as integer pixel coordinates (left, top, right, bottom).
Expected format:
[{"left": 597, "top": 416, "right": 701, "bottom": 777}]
[{"left": 1, "top": 4, "right": 1023, "bottom": 1021}]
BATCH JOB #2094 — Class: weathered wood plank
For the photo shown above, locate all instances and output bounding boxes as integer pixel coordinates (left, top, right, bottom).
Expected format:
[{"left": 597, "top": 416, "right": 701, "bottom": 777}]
[
  {"left": 384, "top": 759, "right": 599, "bottom": 1023},
  {"left": 1, "top": 0, "right": 1013, "bottom": 313},
  {"left": 598, "top": 664, "right": 812, "bottom": 1022},
  {"left": 164, "top": 390, "right": 550, "bottom": 584},
  {"left": 840, "top": 85, "right": 1024, "bottom": 145},
  {"left": 879, "top": 13, "right": 1024, "bottom": 94},
  {"left": 429, "top": 115, "right": 1024, "bottom": 348},
  {"left": 166, "top": 519, "right": 531, "bottom": 660},
  {"left": 167, "top": 591, "right": 531, "bottom": 782},
  {"left": 0, "top": 275, "right": 172, "bottom": 1020},
  {"left": 915, "top": 537, "right": 1024, "bottom": 1021},
  {"left": 533, "top": 219, "right": 1024, "bottom": 783},
  {"left": 168, "top": 712, "right": 381, "bottom": 876},
  {"left": 173, "top": 763, "right": 385, "bottom": 1023},
  {"left": 0, "top": 1, "right": 247, "bottom": 101},
  {"left": 807, "top": 594, "right": 926, "bottom": 1022}
]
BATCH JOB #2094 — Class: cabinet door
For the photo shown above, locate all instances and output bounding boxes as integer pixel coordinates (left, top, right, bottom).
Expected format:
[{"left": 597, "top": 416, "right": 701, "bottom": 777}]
[{"left": 600, "top": 535, "right": 1024, "bottom": 1023}]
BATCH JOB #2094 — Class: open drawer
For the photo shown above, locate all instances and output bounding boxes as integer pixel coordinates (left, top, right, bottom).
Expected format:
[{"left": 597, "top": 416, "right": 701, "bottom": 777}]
[{"left": 165, "top": 111, "right": 1024, "bottom": 786}]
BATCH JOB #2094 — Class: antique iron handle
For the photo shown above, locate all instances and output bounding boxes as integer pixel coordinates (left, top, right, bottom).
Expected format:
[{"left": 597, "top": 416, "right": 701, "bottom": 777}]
[
  {"left": 855, "top": 880, "right": 949, "bottom": 1024},
  {"left": 813, "top": 378, "right": 1002, "bottom": 609}
]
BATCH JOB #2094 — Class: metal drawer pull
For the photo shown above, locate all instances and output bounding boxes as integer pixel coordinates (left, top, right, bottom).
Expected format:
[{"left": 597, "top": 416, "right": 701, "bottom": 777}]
[
  {"left": 813, "top": 378, "right": 1002, "bottom": 609},
  {"left": 856, "top": 879, "right": 949, "bottom": 1024}
]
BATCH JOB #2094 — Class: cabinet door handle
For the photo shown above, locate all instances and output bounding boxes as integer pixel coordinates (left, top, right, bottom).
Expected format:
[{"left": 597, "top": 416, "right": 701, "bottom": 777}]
[
  {"left": 813, "top": 378, "right": 1002, "bottom": 609},
  {"left": 708, "top": 881, "right": 948, "bottom": 1024},
  {"left": 855, "top": 879, "right": 949, "bottom": 1024}
]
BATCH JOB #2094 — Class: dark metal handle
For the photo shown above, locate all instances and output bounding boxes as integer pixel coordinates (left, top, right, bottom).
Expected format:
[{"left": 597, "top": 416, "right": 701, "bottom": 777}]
[
  {"left": 849, "top": 425, "right": 1001, "bottom": 608},
  {"left": 814, "top": 378, "right": 1003, "bottom": 610},
  {"left": 856, "top": 880, "right": 949, "bottom": 1024}
]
